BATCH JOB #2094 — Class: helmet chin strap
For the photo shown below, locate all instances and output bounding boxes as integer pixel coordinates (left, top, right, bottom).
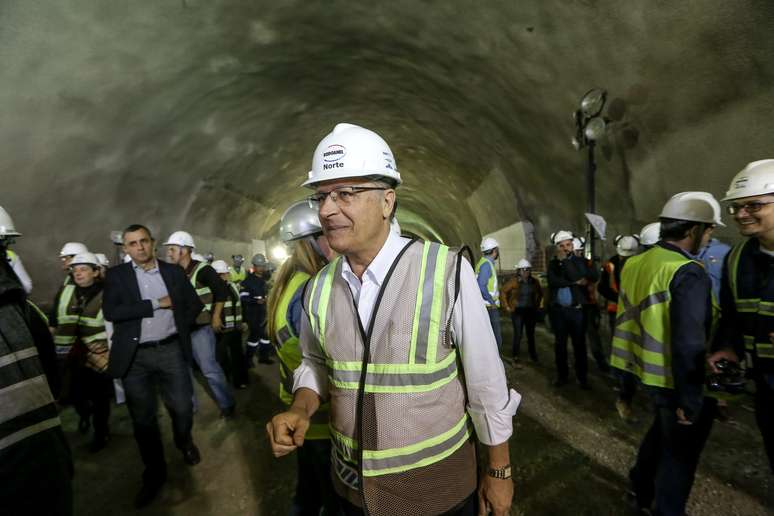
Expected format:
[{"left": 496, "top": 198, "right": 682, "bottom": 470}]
[{"left": 308, "top": 235, "right": 328, "bottom": 263}]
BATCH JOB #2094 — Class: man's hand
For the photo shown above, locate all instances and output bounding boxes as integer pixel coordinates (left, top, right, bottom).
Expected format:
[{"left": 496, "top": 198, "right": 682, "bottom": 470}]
[
  {"left": 266, "top": 406, "right": 310, "bottom": 458},
  {"left": 478, "top": 475, "right": 514, "bottom": 516},
  {"left": 706, "top": 348, "right": 739, "bottom": 373},
  {"left": 211, "top": 318, "right": 224, "bottom": 333},
  {"left": 158, "top": 296, "right": 172, "bottom": 309}
]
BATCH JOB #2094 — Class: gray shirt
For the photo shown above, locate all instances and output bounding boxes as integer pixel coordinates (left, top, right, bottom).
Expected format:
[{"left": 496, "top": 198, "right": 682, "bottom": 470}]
[{"left": 133, "top": 260, "right": 178, "bottom": 343}]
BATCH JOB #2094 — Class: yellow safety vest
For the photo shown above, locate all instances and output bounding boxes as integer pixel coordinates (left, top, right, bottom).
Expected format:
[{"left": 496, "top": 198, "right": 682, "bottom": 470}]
[
  {"left": 222, "top": 282, "right": 243, "bottom": 330},
  {"left": 189, "top": 261, "right": 213, "bottom": 325},
  {"left": 475, "top": 256, "right": 500, "bottom": 307},
  {"left": 229, "top": 267, "right": 246, "bottom": 284},
  {"left": 307, "top": 240, "right": 476, "bottom": 514},
  {"left": 610, "top": 246, "right": 696, "bottom": 389},
  {"left": 54, "top": 284, "right": 78, "bottom": 353}
]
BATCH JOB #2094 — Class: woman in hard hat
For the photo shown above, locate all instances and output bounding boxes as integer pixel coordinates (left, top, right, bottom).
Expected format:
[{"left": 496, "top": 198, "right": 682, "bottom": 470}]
[{"left": 266, "top": 199, "right": 338, "bottom": 515}]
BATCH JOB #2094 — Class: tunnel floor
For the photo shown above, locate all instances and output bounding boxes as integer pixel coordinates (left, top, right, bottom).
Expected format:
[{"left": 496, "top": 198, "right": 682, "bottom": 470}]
[{"left": 64, "top": 318, "right": 774, "bottom": 515}]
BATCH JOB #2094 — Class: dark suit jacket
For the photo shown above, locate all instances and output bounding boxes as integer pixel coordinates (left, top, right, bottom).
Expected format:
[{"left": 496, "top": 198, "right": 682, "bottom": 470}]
[{"left": 103, "top": 260, "right": 204, "bottom": 378}]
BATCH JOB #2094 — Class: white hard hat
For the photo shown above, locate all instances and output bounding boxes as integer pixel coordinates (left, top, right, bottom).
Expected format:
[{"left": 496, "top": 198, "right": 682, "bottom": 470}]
[
  {"left": 615, "top": 235, "right": 640, "bottom": 257},
  {"left": 211, "top": 259, "right": 229, "bottom": 274},
  {"left": 723, "top": 160, "right": 774, "bottom": 201},
  {"left": 551, "top": 230, "right": 574, "bottom": 245},
  {"left": 70, "top": 252, "right": 100, "bottom": 267},
  {"left": 572, "top": 237, "right": 586, "bottom": 251},
  {"left": 60, "top": 242, "right": 88, "bottom": 257},
  {"left": 390, "top": 218, "right": 402, "bottom": 236},
  {"left": 163, "top": 230, "right": 196, "bottom": 248},
  {"left": 639, "top": 222, "right": 661, "bottom": 246},
  {"left": 0, "top": 206, "right": 21, "bottom": 238},
  {"left": 280, "top": 200, "right": 323, "bottom": 242},
  {"left": 516, "top": 259, "right": 532, "bottom": 269},
  {"left": 94, "top": 253, "right": 109, "bottom": 267},
  {"left": 660, "top": 191, "right": 724, "bottom": 226},
  {"left": 302, "top": 123, "right": 402, "bottom": 188},
  {"left": 191, "top": 252, "right": 205, "bottom": 262},
  {"left": 480, "top": 237, "right": 499, "bottom": 253}
]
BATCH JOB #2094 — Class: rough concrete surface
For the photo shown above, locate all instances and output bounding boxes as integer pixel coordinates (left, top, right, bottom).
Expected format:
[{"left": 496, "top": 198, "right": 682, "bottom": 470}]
[{"left": 64, "top": 318, "right": 773, "bottom": 515}]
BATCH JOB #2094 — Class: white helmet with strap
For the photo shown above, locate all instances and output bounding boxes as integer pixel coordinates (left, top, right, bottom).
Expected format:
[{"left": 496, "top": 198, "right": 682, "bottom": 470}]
[
  {"left": 551, "top": 230, "right": 574, "bottom": 245},
  {"left": 615, "top": 235, "right": 640, "bottom": 257},
  {"left": 60, "top": 242, "right": 88, "bottom": 257},
  {"left": 724, "top": 159, "right": 774, "bottom": 201},
  {"left": 303, "top": 123, "right": 401, "bottom": 188},
  {"left": 516, "top": 259, "right": 532, "bottom": 269},
  {"left": 70, "top": 252, "right": 100, "bottom": 267},
  {"left": 660, "top": 191, "right": 724, "bottom": 226},
  {"left": 94, "top": 253, "right": 109, "bottom": 267},
  {"left": 0, "top": 206, "right": 21, "bottom": 238},
  {"left": 639, "top": 222, "right": 661, "bottom": 246},
  {"left": 480, "top": 237, "right": 499, "bottom": 253},
  {"left": 163, "top": 230, "right": 196, "bottom": 248},
  {"left": 211, "top": 259, "right": 230, "bottom": 274}
]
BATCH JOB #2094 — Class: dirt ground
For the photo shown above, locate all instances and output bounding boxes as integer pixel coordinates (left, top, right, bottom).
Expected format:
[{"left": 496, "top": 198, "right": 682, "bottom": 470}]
[{"left": 66, "top": 317, "right": 774, "bottom": 515}]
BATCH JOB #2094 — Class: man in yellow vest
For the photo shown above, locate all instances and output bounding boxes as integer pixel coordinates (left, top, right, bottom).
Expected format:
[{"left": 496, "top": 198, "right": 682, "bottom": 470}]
[
  {"left": 266, "top": 123, "right": 520, "bottom": 516},
  {"left": 709, "top": 159, "right": 774, "bottom": 473},
  {"left": 211, "top": 259, "right": 249, "bottom": 389},
  {"left": 229, "top": 254, "right": 247, "bottom": 284},
  {"left": 476, "top": 237, "right": 503, "bottom": 349},
  {"left": 164, "top": 231, "right": 236, "bottom": 418},
  {"left": 612, "top": 192, "right": 718, "bottom": 516}
]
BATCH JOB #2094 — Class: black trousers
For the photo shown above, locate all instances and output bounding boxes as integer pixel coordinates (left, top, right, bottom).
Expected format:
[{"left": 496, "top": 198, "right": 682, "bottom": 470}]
[
  {"left": 755, "top": 375, "right": 774, "bottom": 473},
  {"left": 582, "top": 304, "right": 609, "bottom": 371},
  {"left": 550, "top": 306, "right": 587, "bottom": 383},
  {"left": 74, "top": 366, "right": 113, "bottom": 439},
  {"left": 290, "top": 440, "right": 340, "bottom": 516},
  {"left": 511, "top": 307, "right": 537, "bottom": 360},
  {"left": 122, "top": 340, "right": 194, "bottom": 484},
  {"left": 340, "top": 491, "right": 477, "bottom": 516},
  {"left": 630, "top": 397, "right": 716, "bottom": 516},
  {"left": 216, "top": 330, "right": 249, "bottom": 387}
]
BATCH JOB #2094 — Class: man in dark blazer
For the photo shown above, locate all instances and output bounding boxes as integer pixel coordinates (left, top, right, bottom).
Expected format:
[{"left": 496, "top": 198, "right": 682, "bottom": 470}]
[{"left": 103, "top": 224, "right": 204, "bottom": 509}]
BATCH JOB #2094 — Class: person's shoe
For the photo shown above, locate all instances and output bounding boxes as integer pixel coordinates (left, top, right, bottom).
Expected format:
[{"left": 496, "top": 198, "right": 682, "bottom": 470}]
[
  {"left": 221, "top": 405, "right": 236, "bottom": 419},
  {"left": 182, "top": 443, "right": 201, "bottom": 466},
  {"left": 89, "top": 434, "right": 110, "bottom": 453},
  {"left": 616, "top": 400, "right": 634, "bottom": 421},
  {"left": 134, "top": 480, "right": 165, "bottom": 509},
  {"left": 552, "top": 378, "right": 568, "bottom": 387},
  {"left": 78, "top": 416, "right": 91, "bottom": 434}
]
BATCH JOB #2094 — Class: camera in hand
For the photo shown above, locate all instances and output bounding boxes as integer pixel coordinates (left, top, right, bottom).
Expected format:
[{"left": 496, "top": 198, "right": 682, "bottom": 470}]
[{"left": 707, "top": 359, "right": 746, "bottom": 394}]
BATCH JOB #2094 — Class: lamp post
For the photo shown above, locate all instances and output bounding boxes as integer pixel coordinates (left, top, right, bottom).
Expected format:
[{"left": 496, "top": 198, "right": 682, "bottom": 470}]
[{"left": 572, "top": 88, "right": 607, "bottom": 263}]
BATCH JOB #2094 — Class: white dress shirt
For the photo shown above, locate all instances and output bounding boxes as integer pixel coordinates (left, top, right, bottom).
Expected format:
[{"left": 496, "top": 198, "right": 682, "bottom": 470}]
[{"left": 294, "top": 230, "right": 521, "bottom": 446}]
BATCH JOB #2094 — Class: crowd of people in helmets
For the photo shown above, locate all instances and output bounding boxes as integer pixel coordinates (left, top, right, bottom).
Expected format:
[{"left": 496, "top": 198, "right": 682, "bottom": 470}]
[{"left": 2, "top": 121, "right": 774, "bottom": 516}]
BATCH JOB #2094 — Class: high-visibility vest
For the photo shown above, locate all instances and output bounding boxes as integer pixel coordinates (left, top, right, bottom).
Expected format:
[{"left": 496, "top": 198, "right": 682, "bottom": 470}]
[
  {"left": 229, "top": 267, "right": 246, "bottom": 284},
  {"left": 272, "top": 271, "right": 330, "bottom": 440},
  {"left": 475, "top": 256, "right": 500, "bottom": 307},
  {"left": 222, "top": 282, "right": 243, "bottom": 330},
  {"left": 306, "top": 240, "right": 476, "bottom": 514},
  {"left": 610, "top": 246, "right": 696, "bottom": 389},
  {"left": 189, "top": 261, "right": 213, "bottom": 325},
  {"left": 53, "top": 284, "right": 79, "bottom": 353},
  {"left": 727, "top": 239, "right": 774, "bottom": 366}
]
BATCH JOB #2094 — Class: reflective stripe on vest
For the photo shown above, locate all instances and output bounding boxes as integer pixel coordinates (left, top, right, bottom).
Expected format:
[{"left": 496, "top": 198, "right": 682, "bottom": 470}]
[
  {"left": 308, "top": 241, "right": 471, "bottom": 477},
  {"left": 728, "top": 241, "right": 774, "bottom": 360},
  {"left": 475, "top": 256, "right": 499, "bottom": 307},
  {"left": 54, "top": 285, "right": 78, "bottom": 347},
  {"left": 190, "top": 262, "right": 213, "bottom": 312},
  {"left": 610, "top": 246, "right": 696, "bottom": 389},
  {"left": 27, "top": 300, "right": 49, "bottom": 327},
  {"left": 222, "top": 283, "right": 243, "bottom": 328}
]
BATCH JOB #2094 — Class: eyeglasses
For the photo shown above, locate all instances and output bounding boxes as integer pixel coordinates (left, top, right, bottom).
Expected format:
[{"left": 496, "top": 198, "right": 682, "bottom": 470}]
[
  {"left": 727, "top": 200, "right": 774, "bottom": 215},
  {"left": 308, "top": 186, "right": 387, "bottom": 206}
]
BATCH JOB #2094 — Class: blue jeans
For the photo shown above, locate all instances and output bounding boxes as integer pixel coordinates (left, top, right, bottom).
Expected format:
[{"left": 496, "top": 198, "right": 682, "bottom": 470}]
[
  {"left": 487, "top": 307, "right": 502, "bottom": 349},
  {"left": 122, "top": 339, "right": 193, "bottom": 483},
  {"left": 190, "top": 325, "right": 235, "bottom": 411}
]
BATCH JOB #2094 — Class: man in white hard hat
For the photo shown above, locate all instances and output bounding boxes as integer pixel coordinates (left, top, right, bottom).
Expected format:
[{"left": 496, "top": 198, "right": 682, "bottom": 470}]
[
  {"left": 547, "top": 230, "right": 597, "bottom": 388},
  {"left": 573, "top": 236, "right": 608, "bottom": 374},
  {"left": 612, "top": 192, "right": 717, "bottom": 515},
  {"left": 0, "top": 210, "right": 73, "bottom": 515},
  {"left": 241, "top": 253, "right": 273, "bottom": 365},
  {"left": 211, "top": 260, "right": 248, "bottom": 389},
  {"left": 709, "top": 160, "right": 774, "bottom": 474},
  {"left": 477, "top": 237, "right": 503, "bottom": 349},
  {"left": 599, "top": 235, "right": 641, "bottom": 421},
  {"left": 0, "top": 206, "right": 33, "bottom": 294},
  {"left": 638, "top": 222, "right": 661, "bottom": 250},
  {"left": 95, "top": 253, "right": 110, "bottom": 280},
  {"left": 103, "top": 224, "right": 205, "bottom": 508},
  {"left": 500, "top": 259, "right": 543, "bottom": 363},
  {"left": 267, "top": 123, "right": 519, "bottom": 516},
  {"left": 164, "top": 230, "right": 236, "bottom": 418}
]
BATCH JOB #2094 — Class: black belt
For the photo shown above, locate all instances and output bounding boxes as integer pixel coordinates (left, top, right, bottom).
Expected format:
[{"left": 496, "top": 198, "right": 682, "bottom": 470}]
[{"left": 139, "top": 334, "right": 179, "bottom": 348}]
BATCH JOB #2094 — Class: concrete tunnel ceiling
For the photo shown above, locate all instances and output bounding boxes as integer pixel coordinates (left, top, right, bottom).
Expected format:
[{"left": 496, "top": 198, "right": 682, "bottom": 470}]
[{"left": 3, "top": 1, "right": 774, "bottom": 299}]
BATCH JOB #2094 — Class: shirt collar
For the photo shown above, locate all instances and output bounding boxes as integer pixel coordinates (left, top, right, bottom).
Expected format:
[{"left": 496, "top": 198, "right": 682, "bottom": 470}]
[
  {"left": 133, "top": 259, "right": 159, "bottom": 273},
  {"left": 341, "top": 230, "right": 411, "bottom": 287}
]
